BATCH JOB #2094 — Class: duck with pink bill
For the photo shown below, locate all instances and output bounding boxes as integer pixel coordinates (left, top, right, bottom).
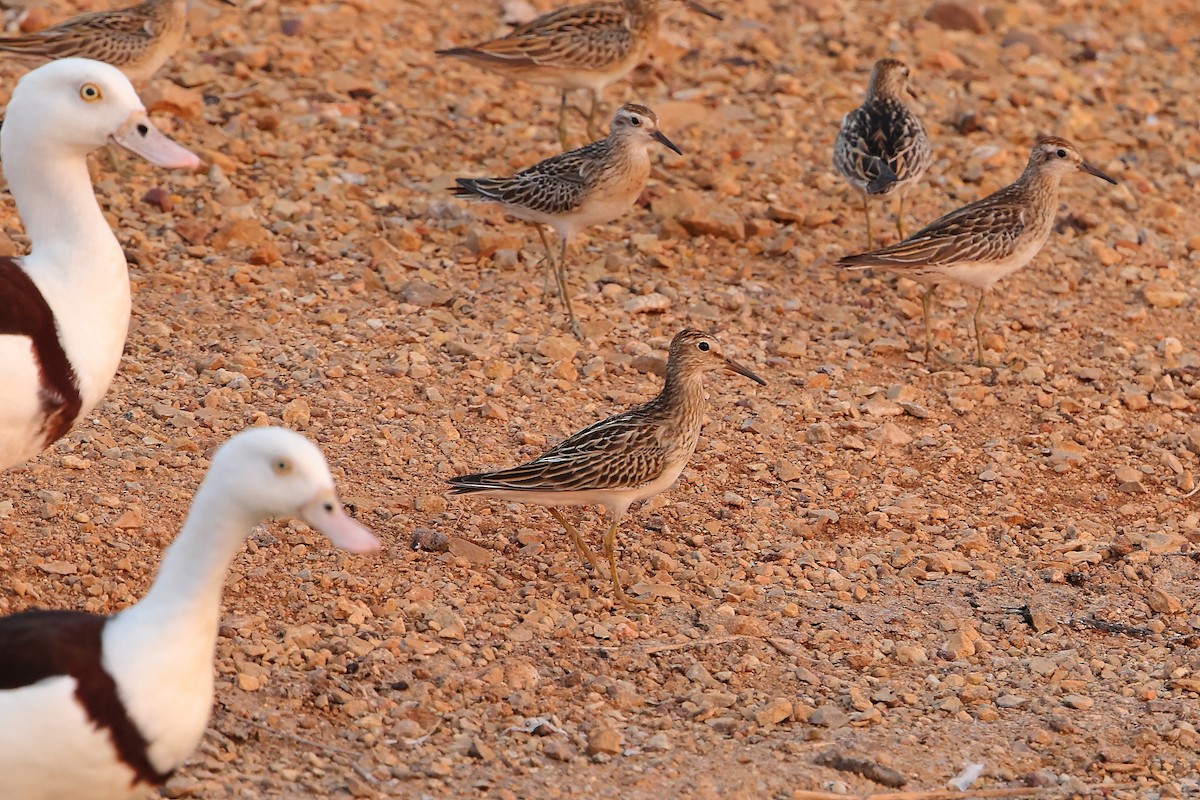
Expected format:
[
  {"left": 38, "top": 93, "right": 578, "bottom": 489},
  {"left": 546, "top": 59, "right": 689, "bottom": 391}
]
[
  {"left": 0, "top": 57, "right": 200, "bottom": 473},
  {"left": 0, "top": 427, "right": 380, "bottom": 800}
]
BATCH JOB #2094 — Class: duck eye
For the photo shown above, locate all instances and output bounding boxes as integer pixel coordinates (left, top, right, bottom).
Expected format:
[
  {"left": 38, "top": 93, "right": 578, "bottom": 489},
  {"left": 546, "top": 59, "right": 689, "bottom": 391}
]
[
  {"left": 697, "top": 341, "right": 710, "bottom": 352},
  {"left": 80, "top": 83, "right": 102, "bottom": 102},
  {"left": 630, "top": 116, "right": 641, "bottom": 127},
  {"left": 1056, "top": 149, "right": 1067, "bottom": 158},
  {"left": 273, "top": 459, "right": 292, "bottom": 475}
]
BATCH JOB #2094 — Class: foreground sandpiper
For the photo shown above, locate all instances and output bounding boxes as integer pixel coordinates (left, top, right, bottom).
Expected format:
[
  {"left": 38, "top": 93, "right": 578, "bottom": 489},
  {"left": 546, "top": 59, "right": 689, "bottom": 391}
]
[
  {"left": 452, "top": 102, "right": 681, "bottom": 338},
  {"left": 436, "top": 0, "right": 721, "bottom": 148},
  {"left": 448, "top": 329, "right": 765, "bottom": 609},
  {"left": 834, "top": 58, "right": 931, "bottom": 249},
  {"left": 838, "top": 137, "right": 1117, "bottom": 365},
  {"left": 0, "top": 0, "right": 233, "bottom": 84}
]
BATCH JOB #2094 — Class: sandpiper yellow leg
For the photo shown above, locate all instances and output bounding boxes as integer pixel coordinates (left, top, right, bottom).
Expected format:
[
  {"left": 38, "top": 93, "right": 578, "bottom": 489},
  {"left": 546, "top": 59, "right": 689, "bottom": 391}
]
[
  {"left": 603, "top": 517, "right": 649, "bottom": 610},
  {"left": 548, "top": 508, "right": 599, "bottom": 573}
]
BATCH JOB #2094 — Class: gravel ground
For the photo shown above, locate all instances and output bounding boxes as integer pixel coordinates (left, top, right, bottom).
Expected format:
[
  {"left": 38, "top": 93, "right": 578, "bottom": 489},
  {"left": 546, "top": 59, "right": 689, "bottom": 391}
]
[{"left": 1, "top": 0, "right": 1199, "bottom": 797}]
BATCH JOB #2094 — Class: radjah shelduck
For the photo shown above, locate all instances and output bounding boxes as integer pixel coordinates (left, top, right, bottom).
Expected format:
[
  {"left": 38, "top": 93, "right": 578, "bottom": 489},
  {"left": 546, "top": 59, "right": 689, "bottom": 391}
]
[
  {"left": 0, "top": 427, "right": 380, "bottom": 800},
  {"left": 0, "top": 58, "right": 199, "bottom": 473}
]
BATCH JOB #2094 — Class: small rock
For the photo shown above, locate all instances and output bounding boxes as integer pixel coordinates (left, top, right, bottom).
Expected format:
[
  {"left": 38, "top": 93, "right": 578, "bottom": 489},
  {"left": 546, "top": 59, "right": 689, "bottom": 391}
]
[
  {"left": 400, "top": 279, "right": 452, "bottom": 307},
  {"left": 586, "top": 726, "right": 623, "bottom": 756},
  {"left": 1147, "top": 588, "right": 1183, "bottom": 614},
  {"left": 1143, "top": 282, "right": 1189, "bottom": 308},
  {"left": 624, "top": 292, "right": 672, "bottom": 313},
  {"left": 677, "top": 203, "right": 745, "bottom": 241},
  {"left": 753, "top": 698, "right": 793, "bottom": 727},
  {"left": 807, "top": 704, "right": 848, "bottom": 728},
  {"left": 1062, "top": 694, "right": 1094, "bottom": 711},
  {"left": 142, "top": 187, "right": 172, "bottom": 212},
  {"left": 411, "top": 527, "right": 449, "bottom": 552},
  {"left": 448, "top": 537, "right": 493, "bottom": 564},
  {"left": 536, "top": 336, "right": 580, "bottom": 361},
  {"left": 925, "top": 0, "right": 987, "bottom": 33}
]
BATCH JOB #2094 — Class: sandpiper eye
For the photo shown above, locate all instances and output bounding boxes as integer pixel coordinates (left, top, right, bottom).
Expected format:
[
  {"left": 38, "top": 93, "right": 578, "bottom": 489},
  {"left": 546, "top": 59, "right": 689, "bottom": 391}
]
[
  {"left": 1056, "top": 149, "right": 1067, "bottom": 158},
  {"left": 273, "top": 458, "right": 292, "bottom": 475},
  {"left": 80, "top": 83, "right": 102, "bottom": 102},
  {"left": 630, "top": 116, "right": 642, "bottom": 127},
  {"left": 697, "top": 341, "right": 710, "bottom": 352}
]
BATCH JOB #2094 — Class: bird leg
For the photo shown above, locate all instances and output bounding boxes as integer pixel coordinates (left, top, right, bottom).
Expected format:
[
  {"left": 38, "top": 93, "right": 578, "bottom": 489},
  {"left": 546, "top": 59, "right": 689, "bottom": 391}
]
[
  {"left": 535, "top": 227, "right": 557, "bottom": 298},
  {"left": 862, "top": 193, "right": 874, "bottom": 251},
  {"left": 557, "top": 90, "right": 571, "bottom": 151},
  {"left": 897, "top": 195, "right": 907, "bottom": 239},
  {"left": 974, "top": 290, "right": 988, "bottom": 366},
  {"left": 555, "top": 235, "right": 582, "bottom": 340},
  {"left": 602, "top": 517, "right": 649, "bottom": 610},
  {"left": 921, "top": 284, "right": 937, "bottom": 362},
  {"left": 585, "top": 90, "right": 602, "bottom": 140},
  {"left": 548, "top": 508, "right": 600, "bottom": 573}
]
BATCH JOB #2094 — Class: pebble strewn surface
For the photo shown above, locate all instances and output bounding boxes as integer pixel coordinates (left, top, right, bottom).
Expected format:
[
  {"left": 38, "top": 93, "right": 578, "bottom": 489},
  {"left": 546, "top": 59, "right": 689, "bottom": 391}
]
[{"left": 1, "top": 0, "right": 1198, "bottom": 796}]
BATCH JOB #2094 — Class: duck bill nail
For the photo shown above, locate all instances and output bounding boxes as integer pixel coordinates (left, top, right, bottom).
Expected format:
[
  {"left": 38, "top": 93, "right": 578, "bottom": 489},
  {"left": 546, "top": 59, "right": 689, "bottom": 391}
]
[
  {"left": 300, "top": 491, "right": 381, "bottom": 554},
  {"left": 653, "top": 130, "right": 683, "bottom": 155},
  {"left": 725, "top": 358, "right": 767, "bottom": 386},
  {"left": 111, "top": 114, "right": 202, "bottom": 170},
  {"left": 1080, "top": 161, "right": 1117, "bottom": 184},
  {"left": 685, "top": 0, "right": 724, "bottom": 20}
]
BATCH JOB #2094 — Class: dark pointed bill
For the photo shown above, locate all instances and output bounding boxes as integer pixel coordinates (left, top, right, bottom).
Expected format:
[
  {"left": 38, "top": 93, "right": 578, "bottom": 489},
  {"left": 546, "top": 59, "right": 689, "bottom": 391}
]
[
  {"left": 653, "top": 129, "right": 683, "bottom": 155},
  {"left": 724, "top": 357, "right": 766, "bottom": 386},
  {"left": 1080, "top": 161, "right": 1117, "bottom": 184},
  {"left": 685, "top": 0, "right": 724, "bottom": 20}
]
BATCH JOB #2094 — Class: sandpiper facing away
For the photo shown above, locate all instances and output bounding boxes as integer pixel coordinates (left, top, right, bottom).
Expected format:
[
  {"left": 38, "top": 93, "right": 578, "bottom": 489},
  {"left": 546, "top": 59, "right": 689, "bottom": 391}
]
[{"left": 834, "top": 58, "right": 931, "bottom": 249}]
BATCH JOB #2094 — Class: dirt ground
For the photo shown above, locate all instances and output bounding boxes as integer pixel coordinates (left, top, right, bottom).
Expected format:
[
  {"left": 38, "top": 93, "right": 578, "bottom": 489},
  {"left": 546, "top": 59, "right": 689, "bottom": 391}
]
[{"left": 1, "top": 0, "right": 1199, "bottom": 797}]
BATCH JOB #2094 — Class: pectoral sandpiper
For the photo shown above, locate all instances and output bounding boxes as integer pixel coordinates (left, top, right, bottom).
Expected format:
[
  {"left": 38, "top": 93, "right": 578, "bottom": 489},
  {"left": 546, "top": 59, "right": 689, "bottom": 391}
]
[
  {"left": 452, "top": 102, "right": 681, "bottom": 338},
  {"left": 448, "top": 328, "right": 765, "bottom": 609},
  {"left": 838, "top": 137, "right": 1117, "bottom": 365},
  {"left": 834, "top": 58, "right": 931, "bottom": 249},
  {"left": 0, "top": 0, "right": 233, "bottom": 85},
  {"left": 436, "top": 0, "right": 721, "bottom": 149}
]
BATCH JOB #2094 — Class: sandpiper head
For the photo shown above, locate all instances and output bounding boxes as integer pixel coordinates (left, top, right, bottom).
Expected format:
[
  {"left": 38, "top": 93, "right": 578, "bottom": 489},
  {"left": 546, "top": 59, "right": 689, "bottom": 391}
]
[
  {"left": 610, "top": 103, "right": 683, "bottom": 155},
  {"left": 206, "top": 427, "right": 380, "bottom": 554},
  {"left": 668, "top": 329, "right": 767, "bottom": 385},
  {"left": 867, "top": 58, "right": 914, "bottom": 100},
  {"left": 1029, "top": 137, "right": 1117, "bottom": 184},
  {"left": 3, "top": 58, "right": 200, "bottom": 169}
]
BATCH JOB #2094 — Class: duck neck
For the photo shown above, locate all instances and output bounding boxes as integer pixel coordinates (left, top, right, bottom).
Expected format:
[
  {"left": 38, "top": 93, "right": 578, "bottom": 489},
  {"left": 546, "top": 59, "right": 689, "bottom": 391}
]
[
  {"left": 122, "top": 479, "right": 258, "bottom": 641},
  {"left": 2, "top": 137, "right": 123, "bottom": 274}
]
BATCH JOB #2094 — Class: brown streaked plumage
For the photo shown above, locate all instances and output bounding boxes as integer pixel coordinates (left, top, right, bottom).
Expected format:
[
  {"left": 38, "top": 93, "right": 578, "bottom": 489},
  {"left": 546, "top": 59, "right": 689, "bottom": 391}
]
[
  {"left": 838, "top": 137, "right": 1117, "bottom": 365},
  {"left": 834, "top": 58, "right": 931, "bottom": 248},
  {"left": 448, "top": 329, "right": 766, "bottom": 610},
  {"left": 436, "top": 0, "right": 721, "bottom": 148},
  {"left": 0, "top": 0, "right": 233, "bottom": 84},
  {"left": 452, "top": 103, "right": 682, "bottom": 338}
]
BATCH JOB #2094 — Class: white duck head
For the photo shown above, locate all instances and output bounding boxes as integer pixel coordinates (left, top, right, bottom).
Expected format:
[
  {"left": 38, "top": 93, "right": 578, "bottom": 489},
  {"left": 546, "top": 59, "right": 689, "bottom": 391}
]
[
  {"left": 199, "top": 427, "right": 380, "bottom": 553},
  {"left": 2, "top": 57, "right": 199, "bottom": 168}
]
